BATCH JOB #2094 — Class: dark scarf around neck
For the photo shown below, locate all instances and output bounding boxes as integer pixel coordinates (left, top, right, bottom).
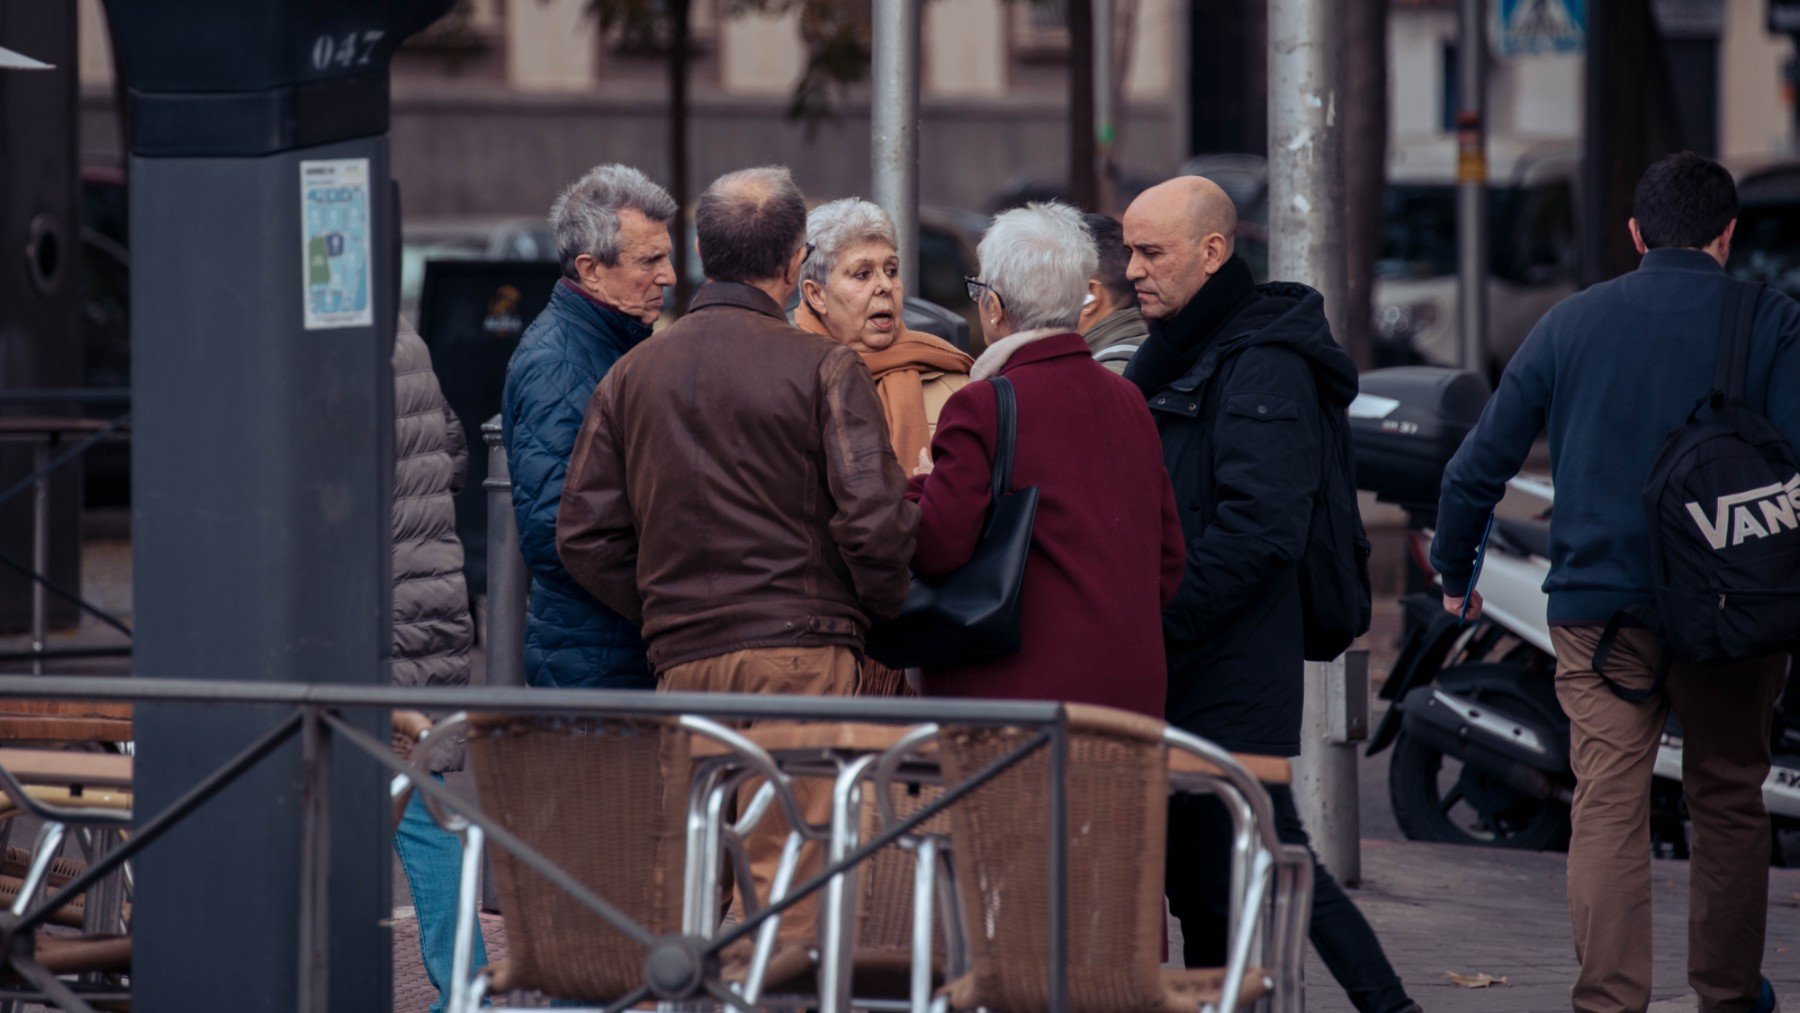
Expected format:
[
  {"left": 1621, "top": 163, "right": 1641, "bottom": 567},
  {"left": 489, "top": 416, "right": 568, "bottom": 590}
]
[{"left": 1154, "top": 254, "right": 1257, "bottom": 355}]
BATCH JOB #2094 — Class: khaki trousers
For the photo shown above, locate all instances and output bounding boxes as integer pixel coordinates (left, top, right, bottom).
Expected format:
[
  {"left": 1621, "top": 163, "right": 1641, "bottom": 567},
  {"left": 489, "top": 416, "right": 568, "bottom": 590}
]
[
  {"left": 1551, "top": 625, "right": 1786, "bottom": 1013},
  {"left": 658, "top": 645, "right": 861, "bottom": 949}
]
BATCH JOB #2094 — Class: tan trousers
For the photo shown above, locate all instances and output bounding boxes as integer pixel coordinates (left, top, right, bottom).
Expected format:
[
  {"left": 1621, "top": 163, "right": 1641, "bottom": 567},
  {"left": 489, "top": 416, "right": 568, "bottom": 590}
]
[
  {"left": 1551, "top": 626, "right": 1786, "bottom": 1013},
  {"left": 658, "top": 645, "right": 861, "bottom": 949}
]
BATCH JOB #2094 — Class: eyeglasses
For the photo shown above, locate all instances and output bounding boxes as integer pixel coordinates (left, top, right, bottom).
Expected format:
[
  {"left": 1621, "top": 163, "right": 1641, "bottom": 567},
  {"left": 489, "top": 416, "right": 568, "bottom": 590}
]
[
  {"left": 964, "top": 276, "right": 1005, "bottom": 313},
  {"left": 803, "top": 242, "right": 816, "bottom": 264}
]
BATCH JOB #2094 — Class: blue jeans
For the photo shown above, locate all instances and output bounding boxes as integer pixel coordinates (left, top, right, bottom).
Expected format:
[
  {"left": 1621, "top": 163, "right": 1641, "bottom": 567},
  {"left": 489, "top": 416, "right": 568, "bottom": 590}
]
[{"left": 395, "top": 776, "right": 489, "bottom": 1013}]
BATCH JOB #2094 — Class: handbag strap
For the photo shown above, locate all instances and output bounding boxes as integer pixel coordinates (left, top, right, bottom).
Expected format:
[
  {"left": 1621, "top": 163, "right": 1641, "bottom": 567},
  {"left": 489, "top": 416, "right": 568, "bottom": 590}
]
[
  {"left": 1713, "top": 279, "right": 1763, "bottom": 407},
  {"left": 989, "top": 375, "right": 1017, "bottom": 501}
]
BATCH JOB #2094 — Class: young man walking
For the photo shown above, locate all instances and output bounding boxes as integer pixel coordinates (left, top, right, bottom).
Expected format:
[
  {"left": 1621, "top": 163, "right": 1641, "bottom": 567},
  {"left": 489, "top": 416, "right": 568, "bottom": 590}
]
[{"left": 1434, "top": 153, "right": 1800, "bottom": 1012}]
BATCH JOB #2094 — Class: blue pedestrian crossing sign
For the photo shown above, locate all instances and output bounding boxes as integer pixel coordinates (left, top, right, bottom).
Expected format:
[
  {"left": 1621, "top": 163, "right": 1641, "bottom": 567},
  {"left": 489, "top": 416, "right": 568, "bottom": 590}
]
[{"left": 1496, "top": 0, "right": 1587, "bottom": 55}]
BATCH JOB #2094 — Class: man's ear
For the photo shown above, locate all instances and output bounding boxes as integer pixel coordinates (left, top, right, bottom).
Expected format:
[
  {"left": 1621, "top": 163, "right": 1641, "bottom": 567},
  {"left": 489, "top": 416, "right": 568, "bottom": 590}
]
[
  {"left": 802, "top": 278, "right": 827, "bottom": 316},
  {"left": 1201, "top": 232, "right": 1231, "bottom": 276},
  {"left": 574, "top": 253, "right": 601, "bottom": 291},
  {"left": 786, "top": 245, "right": 807, "bottom": 286},
  {"left": 1628, "top": 218, "right": 1648, "bottom": 256}
]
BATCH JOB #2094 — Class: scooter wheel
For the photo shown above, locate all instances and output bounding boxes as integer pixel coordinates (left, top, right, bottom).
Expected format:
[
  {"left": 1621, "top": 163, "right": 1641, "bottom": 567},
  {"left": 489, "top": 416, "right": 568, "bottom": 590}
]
[{"left": 1388, "top": 728, "right": 1571, "bottom": 851}]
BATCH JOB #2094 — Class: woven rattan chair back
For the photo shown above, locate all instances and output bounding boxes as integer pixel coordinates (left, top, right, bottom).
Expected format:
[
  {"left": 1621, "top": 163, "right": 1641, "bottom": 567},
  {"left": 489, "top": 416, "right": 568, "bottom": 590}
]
[
  {"left": 857, "top": 782, "right": 950, "bottom": 956},
  {"left": 938, "top": 706, "right": 1170, "bottom": 1012},
  {"left": 467, "top": 714, "right": 691, "bottom": 1001}
]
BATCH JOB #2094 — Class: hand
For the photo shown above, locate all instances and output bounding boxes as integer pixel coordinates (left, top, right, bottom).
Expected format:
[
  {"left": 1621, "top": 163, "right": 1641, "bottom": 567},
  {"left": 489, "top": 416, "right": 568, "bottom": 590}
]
[
  {"left": 911, "top": 448, "right": 934, "bottom": 478},
  {"left": 1443, "top": 589, "right": 1483, "bottom": 622}
]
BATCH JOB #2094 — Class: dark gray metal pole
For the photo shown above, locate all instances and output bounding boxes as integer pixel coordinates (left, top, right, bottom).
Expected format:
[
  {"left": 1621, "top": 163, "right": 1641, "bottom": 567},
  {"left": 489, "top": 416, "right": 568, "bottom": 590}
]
[
  {"left": 1455, "top": 0, "right": 1489, "bottom": 370},
  {"left": 128, "top": 138, "right": 397, "bottom": 1013},
  {"left": 871, "top": 0, "right": 921, "bottom": 295},
  {"left": 482, "top": 416, "right": 527, "bottom": 687}
]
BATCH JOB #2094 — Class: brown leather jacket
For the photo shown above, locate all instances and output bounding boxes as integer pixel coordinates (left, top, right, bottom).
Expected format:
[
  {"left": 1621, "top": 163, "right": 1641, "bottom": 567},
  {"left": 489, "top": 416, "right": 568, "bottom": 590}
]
[{"left": 557, "top": 281, "right": 917, "bottom": 670}]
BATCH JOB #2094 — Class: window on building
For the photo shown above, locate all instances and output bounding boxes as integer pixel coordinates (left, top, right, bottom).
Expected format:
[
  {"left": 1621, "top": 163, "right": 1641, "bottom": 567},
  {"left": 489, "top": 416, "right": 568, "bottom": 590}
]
[{"left": 1012, "top": 0, "right": 1070, "bottom": 60}]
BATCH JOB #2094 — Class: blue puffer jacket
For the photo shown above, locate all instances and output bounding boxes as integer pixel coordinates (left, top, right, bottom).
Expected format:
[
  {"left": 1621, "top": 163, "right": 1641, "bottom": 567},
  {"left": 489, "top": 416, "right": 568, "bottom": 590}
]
[{"left": 501, "top": 280, "right": 653, "bottom": 689}]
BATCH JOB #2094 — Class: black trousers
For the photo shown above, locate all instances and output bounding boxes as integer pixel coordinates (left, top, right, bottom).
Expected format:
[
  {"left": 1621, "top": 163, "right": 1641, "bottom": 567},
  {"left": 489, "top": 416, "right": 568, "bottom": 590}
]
[{"left": 1166, "top": 786, "right": 1413, "bottom": 1013}]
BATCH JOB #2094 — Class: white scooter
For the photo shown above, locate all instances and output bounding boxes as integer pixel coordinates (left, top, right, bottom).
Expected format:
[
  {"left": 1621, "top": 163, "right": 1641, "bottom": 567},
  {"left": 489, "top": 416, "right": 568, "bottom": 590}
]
[{"left": 1350, "top": 367, "right": 1800, "bottom": 860}]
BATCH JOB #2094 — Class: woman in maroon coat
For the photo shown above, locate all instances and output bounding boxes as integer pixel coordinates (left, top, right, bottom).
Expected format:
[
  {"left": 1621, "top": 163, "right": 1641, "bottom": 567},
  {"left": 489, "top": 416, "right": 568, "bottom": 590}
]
[{"left": 907, "top": 202, "right": 1185, "bottom": 718}]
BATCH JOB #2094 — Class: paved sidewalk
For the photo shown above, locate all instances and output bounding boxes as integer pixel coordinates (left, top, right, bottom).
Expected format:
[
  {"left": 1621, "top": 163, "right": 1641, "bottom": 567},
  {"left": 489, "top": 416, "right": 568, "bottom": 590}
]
[
  {"left": 391, "top": 837, "right": 1800, "bottom": 1011},
  {"left": 1299, "top": 840, "right": 1800, "bottom": 1013}
]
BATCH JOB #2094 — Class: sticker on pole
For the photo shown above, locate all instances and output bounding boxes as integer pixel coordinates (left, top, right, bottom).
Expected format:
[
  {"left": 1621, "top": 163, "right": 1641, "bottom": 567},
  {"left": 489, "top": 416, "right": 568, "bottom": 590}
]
[
  {"left": 300, "top": 158, "right": 373, "bottom": 330},
  {"left": 1495, "top": 0, "right": 1586, "bottom": 55}
]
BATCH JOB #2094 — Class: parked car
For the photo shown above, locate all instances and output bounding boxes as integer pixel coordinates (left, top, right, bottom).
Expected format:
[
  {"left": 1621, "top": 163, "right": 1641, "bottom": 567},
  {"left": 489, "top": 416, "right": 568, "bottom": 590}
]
[
  {"left": 400, "top": 216, "right": 556, "bottom": 322},
  {"left": 1729, "top": 161, "right": 1800, "bottom": 300},
  {"left": 1372, "top": 139, "right": 1581, "bottom": 371}
]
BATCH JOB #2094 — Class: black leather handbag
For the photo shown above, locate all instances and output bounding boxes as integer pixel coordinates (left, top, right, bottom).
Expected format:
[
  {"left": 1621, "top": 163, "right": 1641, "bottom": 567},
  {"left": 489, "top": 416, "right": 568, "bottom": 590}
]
[{"left": 866, "top": 375, "right": 1039, "bottom": 671}]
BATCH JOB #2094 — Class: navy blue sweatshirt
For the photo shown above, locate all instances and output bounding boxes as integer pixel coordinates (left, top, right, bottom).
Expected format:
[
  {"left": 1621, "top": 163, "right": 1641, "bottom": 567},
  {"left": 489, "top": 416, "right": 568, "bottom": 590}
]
[{"left": 1433, "top": 248, "right": 1800, "bottom": 623}]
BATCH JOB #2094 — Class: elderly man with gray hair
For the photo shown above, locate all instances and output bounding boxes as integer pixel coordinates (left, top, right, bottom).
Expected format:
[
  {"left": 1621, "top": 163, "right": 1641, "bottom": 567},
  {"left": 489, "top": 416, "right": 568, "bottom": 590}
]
[
  {"left": 556, "top": 166, "right": 916, "bottom": 951},
  {"left": 501, "top": 162, "right": 676, "bottom": 690},
  {"left": 908, "top": 201, "right": 1185, "bottom": 714}
]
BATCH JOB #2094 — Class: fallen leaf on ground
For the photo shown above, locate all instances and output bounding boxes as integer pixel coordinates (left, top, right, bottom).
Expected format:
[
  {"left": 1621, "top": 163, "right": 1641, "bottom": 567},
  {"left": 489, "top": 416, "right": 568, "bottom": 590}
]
[{"left": 1446, "top": 971, "right": 1511, "bottom": 989}]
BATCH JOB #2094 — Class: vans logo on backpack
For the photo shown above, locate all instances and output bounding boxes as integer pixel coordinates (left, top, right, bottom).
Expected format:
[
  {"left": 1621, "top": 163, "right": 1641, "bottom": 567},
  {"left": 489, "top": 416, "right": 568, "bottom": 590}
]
[{"left": 1683, "top": 474, "right": 1800, "bottom": 550}]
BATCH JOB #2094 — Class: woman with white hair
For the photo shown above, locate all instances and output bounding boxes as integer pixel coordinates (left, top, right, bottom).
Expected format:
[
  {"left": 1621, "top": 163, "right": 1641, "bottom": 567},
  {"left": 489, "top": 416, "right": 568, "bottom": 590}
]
[
  {"left": 906, "top": 202, "right": 1185, "bottom": 714},
  {"left": 796, "top": 198, "right": 973, "bottom": 468}
]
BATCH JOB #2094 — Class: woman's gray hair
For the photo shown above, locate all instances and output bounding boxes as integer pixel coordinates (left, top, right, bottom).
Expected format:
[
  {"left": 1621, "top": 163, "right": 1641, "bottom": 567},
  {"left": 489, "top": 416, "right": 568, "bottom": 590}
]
[
  {"left": 976, "top": 201, "right": 1097, "bottom": 332},
  {"left": 550, "top": 163, "right": 678, "bottom": 278},
  {"left": 801, "top": 198, "right": 898, "bottom": 292}
]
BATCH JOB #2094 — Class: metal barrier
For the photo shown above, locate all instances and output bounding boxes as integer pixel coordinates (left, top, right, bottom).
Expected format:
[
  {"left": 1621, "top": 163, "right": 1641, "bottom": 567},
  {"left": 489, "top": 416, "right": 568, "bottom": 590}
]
[
  {"left": 0, "top": 389, "right": 133, "bottom": 672},
  {"left": 0, "top": 675, "right": 1074, "bottom": 1013},
  {"left": 480, "top": 416, "right": 527, "bottom": 688}
]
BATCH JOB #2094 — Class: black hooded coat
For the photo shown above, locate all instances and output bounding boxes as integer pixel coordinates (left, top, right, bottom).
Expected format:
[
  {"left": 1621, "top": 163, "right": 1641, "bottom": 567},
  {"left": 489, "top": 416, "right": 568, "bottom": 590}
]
[{"left": 1125, "top": 256, "right": 1359, "bottom": 757}]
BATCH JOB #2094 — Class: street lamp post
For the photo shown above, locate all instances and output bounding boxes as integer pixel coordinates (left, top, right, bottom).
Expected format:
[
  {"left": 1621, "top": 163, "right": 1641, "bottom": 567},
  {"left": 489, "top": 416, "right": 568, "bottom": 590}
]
[{"left": 871, "top": 0, "right": 922, "bottom": 295}]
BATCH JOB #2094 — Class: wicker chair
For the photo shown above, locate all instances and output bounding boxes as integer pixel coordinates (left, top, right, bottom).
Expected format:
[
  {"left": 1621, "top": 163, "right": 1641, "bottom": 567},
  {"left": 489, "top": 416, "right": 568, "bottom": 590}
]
[
  {"left": 408, "top": 711, "right": 831, "bottom": 1011},
  {"left": 0, "top": 748, "right": 135, "bottom": 1012},
  {"left": 689, "top": 722, "right": 962, "bottom": 1013},
  {"left": 928, "top": 704, "right": 1295, "bottom": 1013}
]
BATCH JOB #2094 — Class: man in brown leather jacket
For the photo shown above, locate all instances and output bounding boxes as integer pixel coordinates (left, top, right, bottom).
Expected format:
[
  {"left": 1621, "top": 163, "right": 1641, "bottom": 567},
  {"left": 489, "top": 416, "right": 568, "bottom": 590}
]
[{"left": 557, "top": 164, "right": 917, "bottom": 947}]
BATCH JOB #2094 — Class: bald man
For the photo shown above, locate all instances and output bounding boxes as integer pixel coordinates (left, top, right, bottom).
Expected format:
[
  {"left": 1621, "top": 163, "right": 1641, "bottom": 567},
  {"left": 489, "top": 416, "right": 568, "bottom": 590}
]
[{"left": 1123, "top": 178, "right": 1418, "bottom": 1013}]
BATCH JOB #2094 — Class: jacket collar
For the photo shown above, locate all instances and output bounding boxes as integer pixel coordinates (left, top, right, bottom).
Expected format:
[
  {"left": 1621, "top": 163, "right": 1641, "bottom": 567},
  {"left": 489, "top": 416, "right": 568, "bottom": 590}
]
[
  {"left": 1082, "top": 307, "right": 1149, "bottom": 355},
  {"left": 688, "top": 280, "right": 789, "bottom": 320},
  {"left": 1638, "top": 247, "right": 1726, "bottom": 274},
  {"left": 970, "top": 329, "right": 1087, "bottom": 380},
  {"left": 552, "top": 279, "right": 654, "bottom": 347}
]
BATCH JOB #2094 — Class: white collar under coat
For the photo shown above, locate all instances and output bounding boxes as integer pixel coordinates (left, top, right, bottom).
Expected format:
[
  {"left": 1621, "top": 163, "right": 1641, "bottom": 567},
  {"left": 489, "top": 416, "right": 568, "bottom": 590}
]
[{"left": 969, "top": 327, "right": 1067, "bottom": 381}]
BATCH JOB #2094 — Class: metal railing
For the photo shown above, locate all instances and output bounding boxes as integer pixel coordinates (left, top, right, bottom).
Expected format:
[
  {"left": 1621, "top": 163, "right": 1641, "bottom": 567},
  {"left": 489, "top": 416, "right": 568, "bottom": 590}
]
[
  {"left": 0, "top": 675, "right": 1074, "bottom": 1013},
  {"left": 0, "top": 389, "right": 133, "bottom": 672}
]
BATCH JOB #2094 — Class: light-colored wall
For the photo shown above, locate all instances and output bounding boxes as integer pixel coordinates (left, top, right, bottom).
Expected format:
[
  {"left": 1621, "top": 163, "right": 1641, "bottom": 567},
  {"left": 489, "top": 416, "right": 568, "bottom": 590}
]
[
  {"left": 1391, "top": 6, "right": 1587, "bottom": 141},
  {"left": 1719, "top": 0, "right": 1795, "bottom": 159},
  {"left": 1124, "top": 0, "right": 1175, "bottom": 100},
  {"left": 1390, "top": 8, "right": 1452, "bottom": 138},
  {"left": 719, "top": 6, "right": 805, "bottom": 95},
  {"left": 505, "top": 0, "right": 597, "bottom": 93},
  {"left": 926, "top": 0, "right": 1008, "bottom": 97},
  {"left": 77, "top": 0, "right": 112, "bottom": 89}
]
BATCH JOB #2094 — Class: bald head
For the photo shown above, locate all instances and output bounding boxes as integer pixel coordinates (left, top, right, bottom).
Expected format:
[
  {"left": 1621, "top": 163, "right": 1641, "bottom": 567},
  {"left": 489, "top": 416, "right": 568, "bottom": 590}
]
[
  {"left": 1121, "top": 175, "right": 1240, "bottom": 320},
  {"left": 695, "top": 165, "right": 807, "bottom": 285}
]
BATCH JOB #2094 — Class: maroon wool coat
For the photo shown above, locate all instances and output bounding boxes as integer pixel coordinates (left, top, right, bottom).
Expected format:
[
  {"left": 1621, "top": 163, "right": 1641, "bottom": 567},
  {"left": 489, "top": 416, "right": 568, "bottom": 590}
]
[{"left": 906, "top": 332, "right": 1185, "bottom": 718}]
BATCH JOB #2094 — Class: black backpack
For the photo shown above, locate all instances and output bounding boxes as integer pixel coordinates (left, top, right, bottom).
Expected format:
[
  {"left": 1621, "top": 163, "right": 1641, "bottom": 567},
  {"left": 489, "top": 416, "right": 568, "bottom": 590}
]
[
  {"left": 1299, "top": 398, "right": 1374, "bottom": 661},
  {"left": 1597, "top": 279, "right": 1800, "bottom": 699}
]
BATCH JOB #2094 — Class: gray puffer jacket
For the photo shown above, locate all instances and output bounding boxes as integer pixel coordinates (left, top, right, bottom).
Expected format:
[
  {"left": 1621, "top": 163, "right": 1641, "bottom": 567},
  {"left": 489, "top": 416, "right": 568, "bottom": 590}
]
[{"left": 393, "top": 324, "right": 473, "bottom": 772}]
